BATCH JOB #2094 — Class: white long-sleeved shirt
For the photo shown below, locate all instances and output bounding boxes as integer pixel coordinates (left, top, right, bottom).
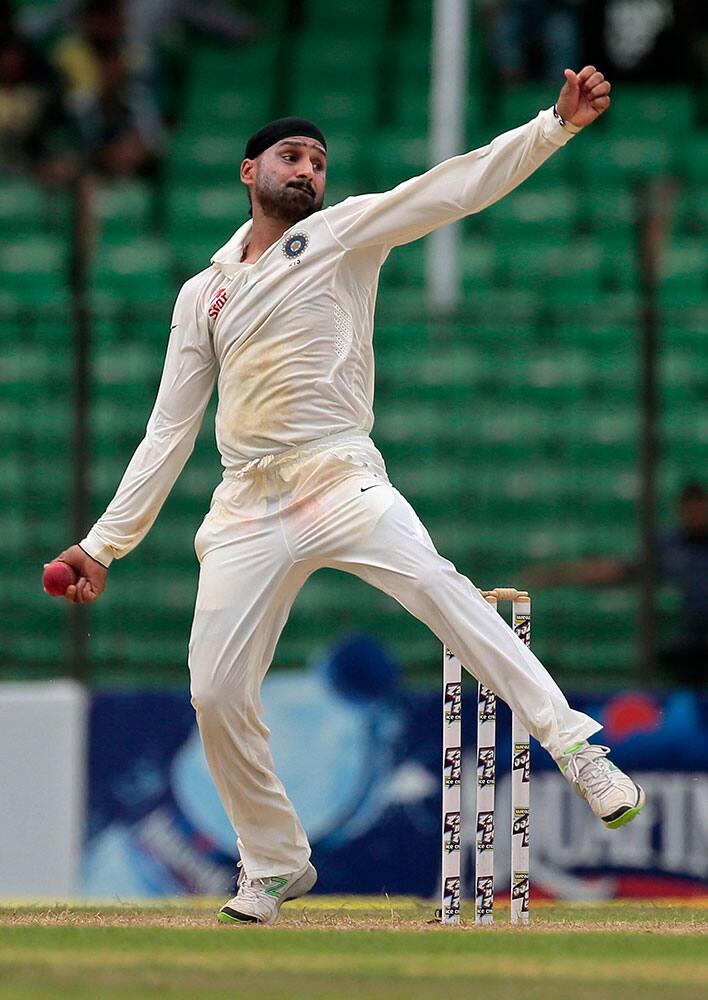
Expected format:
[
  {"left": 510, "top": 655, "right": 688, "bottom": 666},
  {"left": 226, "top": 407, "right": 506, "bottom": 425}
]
[{"left": 81, "top": 108, "right": 577, "bottom": 566}]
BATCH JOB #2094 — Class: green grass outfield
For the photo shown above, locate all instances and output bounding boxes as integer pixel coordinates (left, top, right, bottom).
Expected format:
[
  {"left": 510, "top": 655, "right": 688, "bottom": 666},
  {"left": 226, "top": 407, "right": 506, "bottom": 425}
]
[{"left": 0, "top": 897, "right": 706, "bottom": 1000}]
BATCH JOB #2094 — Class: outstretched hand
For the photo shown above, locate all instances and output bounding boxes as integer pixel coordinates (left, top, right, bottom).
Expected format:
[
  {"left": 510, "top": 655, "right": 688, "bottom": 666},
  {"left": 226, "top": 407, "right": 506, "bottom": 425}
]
[
  {"left": 53, "top": 544, "right": 108, "bottom": 604},
  {"left": 557, "top": 66, "right": 611, "bottom": 128}
]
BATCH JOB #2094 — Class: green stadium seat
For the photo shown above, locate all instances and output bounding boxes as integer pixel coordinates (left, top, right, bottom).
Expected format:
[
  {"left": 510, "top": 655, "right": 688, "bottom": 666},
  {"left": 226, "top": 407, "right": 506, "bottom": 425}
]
[
  {"left": 678, "top": 133, "right": 708, "bottom": 183},
  {"left": 89, "top": 237, "right": 173, "bottom": 304},
  {"left": 484, "top": 184, "right": 578, "bottom": 233},
  {"left": 291, "top": 83, "right": 378, "bottom": 131},
  {"left": 171, "top": 239, "right": 223, "bottom": 275},
  {"left": 660, "top": 239, "right": 707, "bottom": 298},
  {"left": 584, "top": 135, "right": 676, "bottom": 180},
  {"left": 0, "top": 235, "right": 67, "bottom": 300},
  {"left": 364, "top": 131, "right": 428, "bottom": 190},
  {"left": 320, "top": 132, "right": 363, "bottom": 184},
  {"left": 577, "top": 185, "right": 635, "bottom": 230},
  {"left": 673, "top": 184, "right": 707, "bottom": 237},
  {"left": 166, "top": 183, "right": 243, "bottom": 233},
  {"left": 305, "top": 0, "right": 388, "bottom": 31},
  {"left": 604, "top": 86, "right": 695, "bottom": 133},
  {"left": 183, "top": 83, "right": 272, "bottom": 129},
  {"left": 95, "top": 181, "right": 154, "bottom": 236},
  {"left": 498, "top": 85, "right": 559, "bottom": 132},
  {"left": 391, "top": 34, "right": 431, "bottom": 129},
  {"left": 168, "top": 131, "right": 245, "bottom": 184},
  {"left": 293, "top": 35, "right": 382, "bottom": 82},
  {"left": 0, "top": 179, "right": 53, "bottom": 233},
  {"left": 188, "top": 39, "right": 280, "bottom": 87}
]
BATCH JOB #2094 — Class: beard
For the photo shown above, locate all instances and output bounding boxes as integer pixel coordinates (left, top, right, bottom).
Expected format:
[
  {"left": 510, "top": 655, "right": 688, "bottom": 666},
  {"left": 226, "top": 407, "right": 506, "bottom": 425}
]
[{"left": 254, "top": 171, "right": 323, "bottom": 223}]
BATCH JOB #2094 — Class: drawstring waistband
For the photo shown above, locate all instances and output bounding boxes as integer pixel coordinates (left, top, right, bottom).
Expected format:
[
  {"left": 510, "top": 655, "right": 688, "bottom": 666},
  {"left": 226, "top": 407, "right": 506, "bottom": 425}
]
[
  {"left": 230, "top": 453, "right": 277, "bottom": 479},
  {"left": 224, "top": 430, "right": 371, "bottom": 481}
]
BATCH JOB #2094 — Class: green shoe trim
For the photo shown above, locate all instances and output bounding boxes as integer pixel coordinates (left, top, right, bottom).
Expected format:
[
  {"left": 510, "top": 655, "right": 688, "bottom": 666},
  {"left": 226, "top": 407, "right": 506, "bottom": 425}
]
[
  {"left": 217, "top": 910, "right": 254, "bottom": 924},
  {"left": 558, "top": 741, "right": 585, "bottom": 772},
  {"left": 265, "top": 876, "right": 288, "bottom": 898},
  {"left": 604, "top": 803, "right": 645, "bottom": 830}
]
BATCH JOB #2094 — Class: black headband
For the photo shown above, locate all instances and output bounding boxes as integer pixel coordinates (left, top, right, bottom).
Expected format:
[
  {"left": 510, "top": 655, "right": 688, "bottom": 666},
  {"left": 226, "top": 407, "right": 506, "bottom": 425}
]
[{"left": 244, "top": 117, "right": 327, "bottom": 161}]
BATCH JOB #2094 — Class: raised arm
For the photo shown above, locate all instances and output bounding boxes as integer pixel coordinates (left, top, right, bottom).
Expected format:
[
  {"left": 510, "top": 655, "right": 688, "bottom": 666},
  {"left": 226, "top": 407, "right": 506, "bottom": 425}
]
[
  {"left": 324, "top": 66, "right": 611, "bottom": 253},
  {"left": 56, "top": 273, "right": 216, "bottom": 603}
]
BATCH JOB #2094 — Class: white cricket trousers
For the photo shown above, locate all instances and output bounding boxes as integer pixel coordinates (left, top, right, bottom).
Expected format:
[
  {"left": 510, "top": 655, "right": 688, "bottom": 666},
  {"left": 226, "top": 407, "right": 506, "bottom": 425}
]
[{"left": 188, "top": 432, "right": 601, "bottom": 878}]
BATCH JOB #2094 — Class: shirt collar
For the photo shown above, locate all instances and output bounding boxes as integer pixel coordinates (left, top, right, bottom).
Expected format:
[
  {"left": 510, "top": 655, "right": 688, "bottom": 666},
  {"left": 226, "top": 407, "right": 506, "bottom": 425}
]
[{"left": 210, "top": 219, "right": 254, "bottom": 275}]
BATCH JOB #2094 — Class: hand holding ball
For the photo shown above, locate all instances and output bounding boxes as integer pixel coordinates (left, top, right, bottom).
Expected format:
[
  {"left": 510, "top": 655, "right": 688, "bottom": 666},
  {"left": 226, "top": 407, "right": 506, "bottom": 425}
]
[
  {"left": 42, "top": 561, "right": 78, "bottom": 597},
  {"left": 42, "top": 545, "right": 108, "bottom": 604}
]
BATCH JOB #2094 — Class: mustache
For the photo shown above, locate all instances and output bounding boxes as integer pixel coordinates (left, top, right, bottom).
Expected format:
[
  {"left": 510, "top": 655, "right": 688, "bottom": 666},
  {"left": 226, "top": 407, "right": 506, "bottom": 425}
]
[{"left": 286, "top": 180, "right": 316, "bottom": 198}]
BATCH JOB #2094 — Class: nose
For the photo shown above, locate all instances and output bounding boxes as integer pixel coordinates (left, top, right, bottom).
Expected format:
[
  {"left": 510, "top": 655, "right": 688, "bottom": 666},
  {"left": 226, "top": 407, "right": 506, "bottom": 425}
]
[{"left": 295, "top": 160, "right": 314, "bottom": 180}]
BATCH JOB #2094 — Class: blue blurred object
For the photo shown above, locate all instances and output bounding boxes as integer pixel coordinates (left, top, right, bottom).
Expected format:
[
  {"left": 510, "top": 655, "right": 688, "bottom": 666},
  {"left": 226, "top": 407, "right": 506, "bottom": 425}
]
[{"left": 320, "top": 633, "right": 400, "bottom": 702}]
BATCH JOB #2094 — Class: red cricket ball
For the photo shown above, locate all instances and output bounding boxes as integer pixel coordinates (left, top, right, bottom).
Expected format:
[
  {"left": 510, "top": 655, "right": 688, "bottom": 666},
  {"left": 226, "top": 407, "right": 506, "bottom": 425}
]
[{"left": 42, "top": 561, "right": 78, "bottom": 597}]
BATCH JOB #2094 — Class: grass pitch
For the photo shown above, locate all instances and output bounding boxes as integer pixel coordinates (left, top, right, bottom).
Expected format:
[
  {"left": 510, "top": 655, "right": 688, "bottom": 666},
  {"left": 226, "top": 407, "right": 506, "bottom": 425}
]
[{"left": 0, "top": 897, "right": 705, "bottom": 1000}]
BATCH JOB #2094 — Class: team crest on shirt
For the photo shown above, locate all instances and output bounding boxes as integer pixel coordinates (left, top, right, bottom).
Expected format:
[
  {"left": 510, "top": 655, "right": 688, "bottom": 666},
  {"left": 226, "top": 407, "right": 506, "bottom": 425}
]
[{"left": 282, "top": 232, "right": 309, "bottom": 263}]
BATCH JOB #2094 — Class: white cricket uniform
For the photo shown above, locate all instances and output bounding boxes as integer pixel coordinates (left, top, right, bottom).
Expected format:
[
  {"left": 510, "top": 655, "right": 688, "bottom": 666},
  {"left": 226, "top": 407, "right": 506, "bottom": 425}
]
[{"left": 81, "top": 109, "right": 601, "bottom": 877}]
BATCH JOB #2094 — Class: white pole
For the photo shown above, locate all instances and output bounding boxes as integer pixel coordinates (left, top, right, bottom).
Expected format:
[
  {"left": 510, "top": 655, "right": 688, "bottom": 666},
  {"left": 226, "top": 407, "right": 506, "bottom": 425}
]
[{"left": 428, "top": 0, "right": 470, "bottom": 314}]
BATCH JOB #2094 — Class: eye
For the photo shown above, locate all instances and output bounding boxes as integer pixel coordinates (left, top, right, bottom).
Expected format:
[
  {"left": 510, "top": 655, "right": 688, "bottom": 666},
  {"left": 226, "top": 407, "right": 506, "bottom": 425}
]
[{"left": 312, "top": 161, "right": 324, "bottom": 172}]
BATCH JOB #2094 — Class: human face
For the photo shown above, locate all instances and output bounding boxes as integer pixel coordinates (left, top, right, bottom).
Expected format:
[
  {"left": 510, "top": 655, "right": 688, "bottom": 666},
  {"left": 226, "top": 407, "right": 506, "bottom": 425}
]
[{"left": 242, "top": 137, "right": 327, "bottom": 224}]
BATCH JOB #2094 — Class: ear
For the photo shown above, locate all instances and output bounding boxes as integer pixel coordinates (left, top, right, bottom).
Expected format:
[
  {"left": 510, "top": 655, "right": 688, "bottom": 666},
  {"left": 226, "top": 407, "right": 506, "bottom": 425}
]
[{"left": 240, "top": 157, "right": 255, "bottom": 189}]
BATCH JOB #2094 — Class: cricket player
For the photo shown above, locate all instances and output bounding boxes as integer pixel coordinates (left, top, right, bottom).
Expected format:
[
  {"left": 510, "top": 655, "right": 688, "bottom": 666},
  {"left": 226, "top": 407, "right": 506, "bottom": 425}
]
[{"left": 54, "top": 65, "right": 645, "bottom": 924}]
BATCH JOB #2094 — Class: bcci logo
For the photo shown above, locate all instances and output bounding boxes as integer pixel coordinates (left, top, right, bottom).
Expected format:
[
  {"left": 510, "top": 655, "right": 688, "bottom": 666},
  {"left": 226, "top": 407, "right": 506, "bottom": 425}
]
[
  {"left": 443, "top": 811, "right": 460, "bottom": 853},
  {"left": 512, "top": 807, "right": 530, "bottom": 848},
  {"left": 513, "top": 742, "right": 530, "bottom": 783},
  {"left": 282, "top": 231, "right": 309, "bottom": 262},
  {"left": 444, "top": 747, "right": 461, "bottom": 788},
  {"left": 476, "top": 875, "right": 494, "bottom": 918},
  {"left": 443, "top": 876, "right": 460, "bottom": 917},
  {"left": 478, "top": 685, "right": 496, "bottom": 723},
  {"left": 476, "top": 810, "right": 494, "bottom": 851},
  {"left": 512, "top": 872, "right": 529, "bottom": 911},
  {"left": 444, "top": 682, "right": 461, "bottom": 725},
  {"left": 514, "top": 614, "right": 531, "bottom": 646},
  {"left": 477, "top": 746, "right": 495, "bottom": 787}
]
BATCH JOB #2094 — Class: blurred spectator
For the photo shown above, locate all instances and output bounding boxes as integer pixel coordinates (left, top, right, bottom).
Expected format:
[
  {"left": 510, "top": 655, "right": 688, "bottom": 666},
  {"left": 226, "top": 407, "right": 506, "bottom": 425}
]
[
  {"left": 0, "top": 3, "right": 77, "bottom": 187},
  {"left": 20, "top": 0, "right": 261, "bottom": 173},
  {"left": 593, "top": 0, "right": 707, "bottom": 83},
  {"left": 48, "top": 1, "right": 159, "bottom": 178},
  {"left": 482, "top": 0, "right": 584, "bottom": 84},
  {"left": 483, "top": 0, "right": 706, "bottom": 87},
  {"left": 526, "top": 483, "right": 708, "bottom": 687}
]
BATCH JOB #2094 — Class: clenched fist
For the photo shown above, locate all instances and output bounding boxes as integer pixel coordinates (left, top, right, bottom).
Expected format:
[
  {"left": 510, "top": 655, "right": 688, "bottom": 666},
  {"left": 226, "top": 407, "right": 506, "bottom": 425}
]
[{"left": 557, "top": 66, "right": 611, "bottom": 128}]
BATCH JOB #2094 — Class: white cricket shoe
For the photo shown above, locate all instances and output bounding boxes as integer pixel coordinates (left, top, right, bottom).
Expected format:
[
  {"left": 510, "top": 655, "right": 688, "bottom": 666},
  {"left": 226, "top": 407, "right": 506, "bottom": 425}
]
[
  {"left": 218, "top": 861, "right": 317, "bottom": 925},
  {"left": 559, "top": 742, "right": 646, "bottom": 829}
]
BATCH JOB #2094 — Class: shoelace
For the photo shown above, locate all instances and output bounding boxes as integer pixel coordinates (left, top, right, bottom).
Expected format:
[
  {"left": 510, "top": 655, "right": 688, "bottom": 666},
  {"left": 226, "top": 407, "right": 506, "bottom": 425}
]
[
  {"left": 234, "top": 861, "right": 277, "bottom": 904},
  {"left": 565, "top": 744, "right": 614, "bottom": 797},
  {"left": 236, "top": 878, "right": 273, "bottom": 904}
]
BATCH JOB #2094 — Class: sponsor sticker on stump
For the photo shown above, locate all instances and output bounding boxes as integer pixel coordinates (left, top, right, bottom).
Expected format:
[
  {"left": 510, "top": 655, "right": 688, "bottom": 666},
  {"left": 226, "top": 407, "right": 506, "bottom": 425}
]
[
  {"left": 444, "top": 682, "right": 461, "bottom": 725},
  {"left": 513, "top": 742, "right": 531, "bottom": 783},
  {"left": 443, "top": 811, "right": 461, "bottom": 854},
  {"left": 444, "top": 747, "right": 461, "bottom": 788},
  {"left": 478, "top": 685, "right": 497, "bottom": 723}
]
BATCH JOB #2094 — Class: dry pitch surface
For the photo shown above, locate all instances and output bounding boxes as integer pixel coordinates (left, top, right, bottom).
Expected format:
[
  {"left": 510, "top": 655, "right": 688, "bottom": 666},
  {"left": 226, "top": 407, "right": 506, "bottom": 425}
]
[{"left": 0, "top": 897, "right": 706, "bottom": 1000}]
